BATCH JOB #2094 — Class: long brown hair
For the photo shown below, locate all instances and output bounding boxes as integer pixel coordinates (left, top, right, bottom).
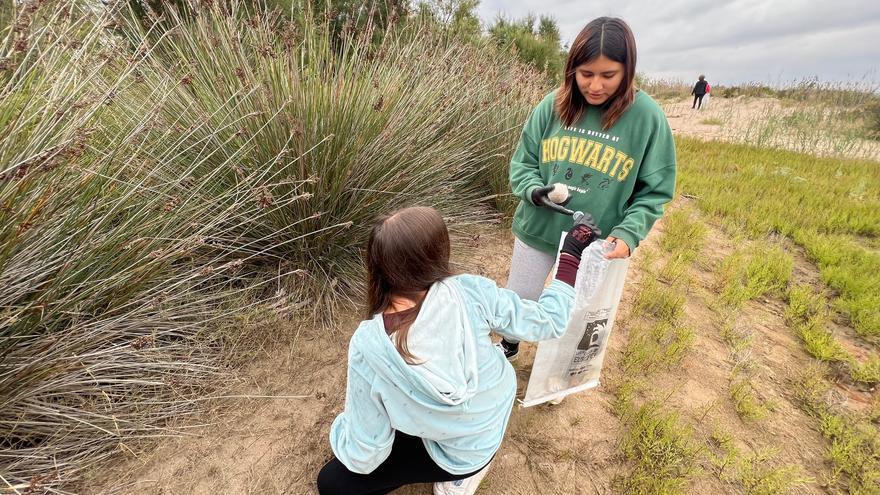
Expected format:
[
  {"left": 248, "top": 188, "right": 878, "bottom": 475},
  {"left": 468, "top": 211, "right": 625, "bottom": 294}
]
[
  {"left": 555, "top": 17, "right": 637, "bottom": 130},
  {"left": 366, "top": 206, "right": 452, "bottom": 363}
]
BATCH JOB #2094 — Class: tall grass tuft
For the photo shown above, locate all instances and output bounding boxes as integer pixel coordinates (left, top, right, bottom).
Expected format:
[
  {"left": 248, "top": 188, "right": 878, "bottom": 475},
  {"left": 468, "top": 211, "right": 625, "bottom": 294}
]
[
  {"left": 1, "top": 1, "right": 549, "bottom": 490},
  {"left": 1, "top": 3, "right": 314, "bottom": 489},
  {"left": 111, "top": 0, "right": 547, "bottom": 286}
]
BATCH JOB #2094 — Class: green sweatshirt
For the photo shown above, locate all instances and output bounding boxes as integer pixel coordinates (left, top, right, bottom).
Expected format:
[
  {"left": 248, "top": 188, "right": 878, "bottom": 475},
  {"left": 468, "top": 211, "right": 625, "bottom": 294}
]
[{"left": 510, "top": 90, "right": 676, "bottom": 254}]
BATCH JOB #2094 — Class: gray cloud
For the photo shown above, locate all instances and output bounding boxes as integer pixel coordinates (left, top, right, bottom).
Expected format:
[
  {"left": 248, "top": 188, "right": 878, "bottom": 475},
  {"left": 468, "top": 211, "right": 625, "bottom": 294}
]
[{"left": 476, "top": 0, "right": 880, "bottom": 86}]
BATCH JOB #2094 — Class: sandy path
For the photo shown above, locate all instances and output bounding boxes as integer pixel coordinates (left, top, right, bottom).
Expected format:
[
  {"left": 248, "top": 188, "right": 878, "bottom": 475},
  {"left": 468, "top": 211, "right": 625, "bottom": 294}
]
[{"left": 88, "top": 200, "right": 841, "bottom": 494}]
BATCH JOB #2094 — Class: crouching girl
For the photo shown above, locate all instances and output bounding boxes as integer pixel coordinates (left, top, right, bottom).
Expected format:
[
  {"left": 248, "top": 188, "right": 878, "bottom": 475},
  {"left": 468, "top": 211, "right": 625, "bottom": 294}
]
[{"left": 317, "top": 206, "right": 598, "bottom": 495}]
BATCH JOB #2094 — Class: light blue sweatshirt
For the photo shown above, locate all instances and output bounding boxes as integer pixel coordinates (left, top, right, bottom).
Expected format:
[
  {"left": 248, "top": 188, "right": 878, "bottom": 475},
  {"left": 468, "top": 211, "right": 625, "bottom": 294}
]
[{"left": 329, "top": 273, "right": 575, "bottom": 475}]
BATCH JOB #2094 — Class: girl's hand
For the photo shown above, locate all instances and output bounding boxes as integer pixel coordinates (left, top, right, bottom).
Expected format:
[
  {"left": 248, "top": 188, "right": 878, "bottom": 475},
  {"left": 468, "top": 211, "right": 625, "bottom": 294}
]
[{"left": 604, "top": 236, "right": 631, "bottom": 259}]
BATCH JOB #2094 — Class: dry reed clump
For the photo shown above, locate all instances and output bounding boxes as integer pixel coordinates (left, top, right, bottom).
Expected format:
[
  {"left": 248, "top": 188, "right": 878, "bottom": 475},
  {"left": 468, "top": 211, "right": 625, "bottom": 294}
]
[{"left": 1, "top": 0, "right": 549, "bottom": 491}]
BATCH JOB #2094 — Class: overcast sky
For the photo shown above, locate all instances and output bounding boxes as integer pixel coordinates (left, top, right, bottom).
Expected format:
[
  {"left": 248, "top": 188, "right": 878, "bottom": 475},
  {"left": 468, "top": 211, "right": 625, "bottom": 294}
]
[{"left": 475, "top": 0, "right": 880, "bottom": 88}]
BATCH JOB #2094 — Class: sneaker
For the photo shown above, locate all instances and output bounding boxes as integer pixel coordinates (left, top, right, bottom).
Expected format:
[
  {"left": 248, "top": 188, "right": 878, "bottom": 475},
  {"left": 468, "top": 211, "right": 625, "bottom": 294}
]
[
  {"left": 433, "top": 462, "right": 492, "bottom": 495},
  {"left": 497, "top": 339, "right": 519, "bottom": 362}
]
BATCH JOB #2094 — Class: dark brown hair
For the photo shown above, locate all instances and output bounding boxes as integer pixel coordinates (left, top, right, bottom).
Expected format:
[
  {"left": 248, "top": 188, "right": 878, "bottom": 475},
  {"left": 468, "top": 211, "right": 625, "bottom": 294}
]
[
  {"left": 366, "top": 206, "right": 452, "bottom": 363},
  {"left": 555, "top": 17, "right": 637, "bottom": 130}
]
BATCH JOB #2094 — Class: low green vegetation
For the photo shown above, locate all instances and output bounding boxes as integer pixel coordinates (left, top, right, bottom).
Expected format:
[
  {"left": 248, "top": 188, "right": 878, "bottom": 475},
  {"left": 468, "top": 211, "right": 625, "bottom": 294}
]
[
  {"left": 716, "top": 245, "right": 793, "bottom": 308},
  {"left": 674, "top": 110, "right": 878, "bottom": 493},
  {"left": 660, "top": 208, "right": 708, "bottom": 259},
  {"left": 785, "top": 284, "right": 880, "bottom": 385},
  {"left": 709, "top": 427, "right": 812, "bottom": 494},
  {"left": 632, "top": 277, "right": 687, "bottom": 323},
  {"left": 790, "top": 327, "right": 880, "bottom": 493},
  {"left": 700, "top": 232, "right": 783, "bottom": 422},
  {"left": 621, "top": 320, "right": 694, "bottom": 376},
  {"left": 729, "top": 375, "right": 776, "bottom": 421},
  {"left": 614, "top": 397, "right": 702, "bottom": 495},
  {"left": 820, "top": 413, "right": 880, "bottom": 492},
  {"left": 612, "top": 209, "right": 705, "bottom": 493},
  {"left": 677, "top": 137, "right": 880, "bottom": 339}
]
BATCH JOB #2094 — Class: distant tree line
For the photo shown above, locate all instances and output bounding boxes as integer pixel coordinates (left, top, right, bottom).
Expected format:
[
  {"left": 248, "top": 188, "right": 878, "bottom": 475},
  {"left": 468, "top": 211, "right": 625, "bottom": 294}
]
[{"left": 122, "top": 0, "right": 568, "bottom": 82}]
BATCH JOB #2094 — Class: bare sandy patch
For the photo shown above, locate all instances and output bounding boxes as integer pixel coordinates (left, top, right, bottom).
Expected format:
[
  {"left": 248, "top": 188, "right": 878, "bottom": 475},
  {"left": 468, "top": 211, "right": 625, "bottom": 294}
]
[{"left": 663, "top": 96, "right": 880, "bottom": 162}]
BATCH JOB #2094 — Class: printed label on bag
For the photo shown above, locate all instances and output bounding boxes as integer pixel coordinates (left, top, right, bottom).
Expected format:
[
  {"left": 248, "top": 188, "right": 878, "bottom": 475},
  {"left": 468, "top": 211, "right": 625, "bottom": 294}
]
[{"left": 568, "top": 316, "right": 608, "bottom": 377}]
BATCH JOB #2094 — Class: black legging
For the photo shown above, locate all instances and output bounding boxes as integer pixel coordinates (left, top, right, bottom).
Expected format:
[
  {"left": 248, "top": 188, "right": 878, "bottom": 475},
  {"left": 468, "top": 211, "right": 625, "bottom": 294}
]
[
  {"left": 317, "top": 432, "right": 491, "bottom": 494},
  {"left": 693, "top": 94, "right": 705, "bottom": 109}
]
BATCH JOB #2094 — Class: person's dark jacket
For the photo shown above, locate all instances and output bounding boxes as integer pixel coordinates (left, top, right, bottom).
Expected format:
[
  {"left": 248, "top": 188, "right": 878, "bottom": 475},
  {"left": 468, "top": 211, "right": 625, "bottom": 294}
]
[{"left": 692, "top": 80, "right": 708, "bottom": 96}]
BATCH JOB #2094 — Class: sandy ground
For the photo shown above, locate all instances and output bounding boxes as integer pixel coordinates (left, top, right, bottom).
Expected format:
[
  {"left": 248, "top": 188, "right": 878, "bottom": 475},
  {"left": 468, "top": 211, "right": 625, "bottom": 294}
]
[
  {"left": 83, "top": 100, "right": 877, "bottom": 494},
  {"left": 664, "top": 95, "right": 880, "bottom": 161},
  {"left": 87, "top": 207, "right": 853, "bottom": 495}
]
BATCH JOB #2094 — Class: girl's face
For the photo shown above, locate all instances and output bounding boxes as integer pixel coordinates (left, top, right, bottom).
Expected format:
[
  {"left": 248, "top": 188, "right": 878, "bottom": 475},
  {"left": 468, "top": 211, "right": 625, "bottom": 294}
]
[{"left": 574, "top": 55, "right": 625, "bottom": 106}]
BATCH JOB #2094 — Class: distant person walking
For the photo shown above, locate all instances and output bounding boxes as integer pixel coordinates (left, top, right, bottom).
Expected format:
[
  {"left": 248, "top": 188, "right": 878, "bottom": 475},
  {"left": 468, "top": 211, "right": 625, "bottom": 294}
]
[
  {"left": 703, "top": 81, "right": 711, "bottom": 108},
  {"left": 692, "top": 75, "right": 708, "bottom": 109}
]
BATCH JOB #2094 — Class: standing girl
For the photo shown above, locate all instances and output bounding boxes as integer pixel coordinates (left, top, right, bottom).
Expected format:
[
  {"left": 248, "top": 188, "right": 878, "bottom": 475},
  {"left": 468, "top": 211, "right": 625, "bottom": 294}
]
[
  {"left": 318, "top": 206, "right": 599, "bottom": 495},
  {"left": 499, "top": 17, "right": 676, "bottom": 361}
]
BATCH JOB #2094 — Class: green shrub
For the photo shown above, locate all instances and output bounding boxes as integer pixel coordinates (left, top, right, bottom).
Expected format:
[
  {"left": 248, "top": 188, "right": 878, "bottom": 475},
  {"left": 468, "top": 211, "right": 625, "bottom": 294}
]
[{"left": 1, "top": 1, "right": 549, "bottom": 489}]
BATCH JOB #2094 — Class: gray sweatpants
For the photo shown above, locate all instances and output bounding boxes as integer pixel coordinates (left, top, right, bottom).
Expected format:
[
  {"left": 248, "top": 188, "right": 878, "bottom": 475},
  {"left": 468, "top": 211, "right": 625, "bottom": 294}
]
[{"left": 504, "top": 237, "right": 557, "bottom": 344}]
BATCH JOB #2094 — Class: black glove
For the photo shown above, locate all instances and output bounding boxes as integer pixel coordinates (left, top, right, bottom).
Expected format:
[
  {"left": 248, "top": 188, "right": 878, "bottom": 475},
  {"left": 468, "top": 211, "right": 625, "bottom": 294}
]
[
  {"left": 530, "top": 185, "right": 555, "bottom": 207},
  {"left": 561, "top": 214, "right": 601, "bottom": 260}
]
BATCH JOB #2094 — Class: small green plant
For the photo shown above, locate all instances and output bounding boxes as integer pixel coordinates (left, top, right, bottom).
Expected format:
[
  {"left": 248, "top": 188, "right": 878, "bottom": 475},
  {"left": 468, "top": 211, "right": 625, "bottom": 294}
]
[
  {"left": 869, "top": 396, "right": 880, "bottom": 423},
  {"left": 819, "top": 412, "right": 880, "bottom": 492},
  {"left": 633, "top": 277, "right": 687, "bottom": 323},
  {"left": 660, "top": 209, "right": 708, "bottom": 258},
  {"left": 720, "top": 319, "right": 754, "bottom": 352},
  {"left": 719, "top": 246, "right": 793, "bottom": 307},
  {"left": 730, "top": 363, "right": 776, "bottom": 421},
  {"left": 786, "top": 279, "right": 880, "bottom": 385},
  {"left": 796, "top": 316, "right": 851, "bottom": 363},
  {"left": 709, "top": 426, "right": 813, "bottom": 493},
  {"left": 785, "top": 284, "right": 827, "bottom": 325},
  {"left": 658, "top": 257, "right": 690, "bottom": 283},
  {"left": 791, "top": 362, "right": 831, "bottom": 414},
  {"left": 849, "top": 356, "right": 880, "bottom": 385},
  {"left": 730, "top": 375, "right": 776, "bottom": 421},
  {"left": 738, "top": 448, "right": 812, "bottom": 495},
  {"left": 709, "top": 426, "right": 740, "bottom": 480},
  {"left": 700, "top": 117, "right": 724, "bottom": 126},
  {"left": 622, "top": 321, "right": 694, "bottom": 375},
  {"left": 615, "top": 400, "right": 701, "bottom": 495}
]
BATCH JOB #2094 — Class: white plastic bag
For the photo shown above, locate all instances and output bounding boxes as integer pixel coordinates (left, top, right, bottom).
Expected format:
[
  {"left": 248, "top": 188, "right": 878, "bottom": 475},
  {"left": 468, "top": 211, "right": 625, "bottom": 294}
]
[{"left": 522, "top": 238, "right": 630, "bottom": 407}]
